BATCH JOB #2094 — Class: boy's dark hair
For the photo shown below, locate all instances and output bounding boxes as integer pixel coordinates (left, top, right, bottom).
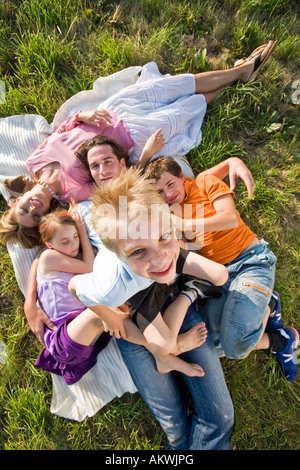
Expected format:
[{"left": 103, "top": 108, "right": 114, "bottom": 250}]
[
  {"left": 145, "top": 157, "right": 182, "bottom": 182},
  {"left": 75, "top": 135, "right": 131, "bottom": 173}
]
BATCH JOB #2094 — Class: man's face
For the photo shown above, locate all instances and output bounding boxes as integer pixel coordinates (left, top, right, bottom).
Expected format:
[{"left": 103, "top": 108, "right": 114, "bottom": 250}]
[
  {"left": 87, "top": 144, "right": 126, "bottom": 187},
  {"left": 155, "top": 171, "right": 186, "bottom": 206},
  {"left": 116, "top": 209, "right": 180, "bottom": 284}
]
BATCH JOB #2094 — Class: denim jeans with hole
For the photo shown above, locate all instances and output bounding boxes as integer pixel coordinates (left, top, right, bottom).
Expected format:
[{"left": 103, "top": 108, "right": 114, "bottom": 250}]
[
  {"left": 117, "top": 303, "right": 234, "bottom": 450},
  {"left": 200, "top": 239, "right": 277, "bottom": 359}
]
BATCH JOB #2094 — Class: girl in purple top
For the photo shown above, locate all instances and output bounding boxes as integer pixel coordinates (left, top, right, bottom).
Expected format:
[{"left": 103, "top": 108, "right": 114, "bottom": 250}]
[{"left": 34, "top": 207, "right": 112, "bottom": 384}]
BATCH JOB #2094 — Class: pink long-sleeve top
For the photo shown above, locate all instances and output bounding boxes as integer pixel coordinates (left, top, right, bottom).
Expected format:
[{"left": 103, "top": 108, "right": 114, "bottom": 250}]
[{"left": 26, "top": 110, "right": 134, "bottom": 203}]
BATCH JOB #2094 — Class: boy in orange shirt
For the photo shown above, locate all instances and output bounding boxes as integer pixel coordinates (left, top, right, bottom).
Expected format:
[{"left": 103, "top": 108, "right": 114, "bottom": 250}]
[{"left": 145, "top": 157, "right": 299, "bottom": 382}]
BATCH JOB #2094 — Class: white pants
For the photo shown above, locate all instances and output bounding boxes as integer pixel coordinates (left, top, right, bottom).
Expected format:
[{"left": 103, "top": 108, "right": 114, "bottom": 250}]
[{"left": 100, "top": 62, "right": 207, "bottom": 165}]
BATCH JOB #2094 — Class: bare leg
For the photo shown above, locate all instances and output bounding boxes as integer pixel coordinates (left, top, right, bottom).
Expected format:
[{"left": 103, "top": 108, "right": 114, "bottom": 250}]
[
  {"left": 67, "top": 308, "right": 104, "bottom": 346},
  {"left": 175, "top": 322, "right": 208, "bottom": 355},
  {"left": 123, "top": 317, "right": 207, "bottom": 377},
  {"left": 194, "top": 40, "right": 275, "bottom": 94},
  {"left": 161, "top": 293, "right": 196, "bottom": 341},
  {"left": 256, "top": 332, "right": 271, "bottom": 350},
  {"left": 66, "top": 295, "right": 207, "bottom": 376},
  {"left": 255, "top": 307, "right": 271, "bottom": 350},
  {"left": 155, "top": 353, "right": 205, "bottom": 377},
  {"left": 203, "top": 86, "right": 227, "bottom": 105}
]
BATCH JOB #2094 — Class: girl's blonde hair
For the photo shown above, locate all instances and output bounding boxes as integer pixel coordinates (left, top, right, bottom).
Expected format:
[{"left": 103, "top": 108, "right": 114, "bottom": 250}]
[
  {"left": 0, "top": 176, "right": 66, "bottom": 249},
  {"left": 90, "top": 167, "right": 171, "bottom": 257},
  {"left": 39, "top": 207, "right": 77, "bottom": 244}
]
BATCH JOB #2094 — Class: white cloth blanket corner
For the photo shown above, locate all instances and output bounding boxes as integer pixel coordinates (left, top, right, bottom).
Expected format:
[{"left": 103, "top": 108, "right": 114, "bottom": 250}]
[{"left": 50, "top": 337, "right": 137, "bottom": 422}]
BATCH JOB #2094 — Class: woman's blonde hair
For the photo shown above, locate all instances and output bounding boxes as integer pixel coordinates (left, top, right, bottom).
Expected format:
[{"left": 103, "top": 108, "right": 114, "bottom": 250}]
[
  {"left": 39, "top": 207, "right": 77, "bottom": 244},
  {"left": 0, "top": 176, "right": 41, "bottom": 248},
  {"left": 90, "top": 167, "right": 171, "bottom": 257},
  {"left": 0, "top": 176, "right": 63, "bottom": 249}
]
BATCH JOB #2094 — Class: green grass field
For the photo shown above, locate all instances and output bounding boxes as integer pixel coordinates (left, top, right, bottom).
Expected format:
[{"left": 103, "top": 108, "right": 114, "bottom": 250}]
[{"left": 0, "top": 0, "right": 299, "bottom": 450}]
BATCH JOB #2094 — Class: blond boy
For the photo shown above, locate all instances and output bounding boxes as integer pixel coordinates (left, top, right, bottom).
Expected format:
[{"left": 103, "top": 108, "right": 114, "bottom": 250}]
[{"left": 69, "top": 167, "right": 234, "bottom": 450}]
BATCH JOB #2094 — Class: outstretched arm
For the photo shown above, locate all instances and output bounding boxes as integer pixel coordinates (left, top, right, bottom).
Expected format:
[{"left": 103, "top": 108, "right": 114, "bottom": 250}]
[
  {"left": 172, "top": 193, "right": 239, "bottom": 239},
  {"left": 24, "top": 253, "right": 57, "bottom": 344},
  {"left": 181, "top": 251, "right": 229, "bottom": 286},
  {"left": 136, "top": 129, "right": 165, "bottom": 170},
  {"left": 199, "top": 157, "right": 255, "bottom": 198}
]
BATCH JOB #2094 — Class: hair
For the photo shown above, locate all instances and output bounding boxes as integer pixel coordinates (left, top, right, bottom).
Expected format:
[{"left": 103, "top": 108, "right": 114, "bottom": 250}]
[
  {"left": 0, "top": 210, "right": 42, "bottom": 248},
  {"left": 39, "top": 207, "right": 77, "bottom": 245},
  {"left": 145, "top": 156, "right": 182, "bottom": 181},
  {"left": 0, "top": 176, "right": 40, "bottom": 248},
  {"left": 0, "top": 175, "right": 65, "bottom": 249},
  {"left": 90, "top": 167, "right": 171, "bottom": 257},
  {"left": 75, "top": 135, "right": 131, "bottom": 174}
]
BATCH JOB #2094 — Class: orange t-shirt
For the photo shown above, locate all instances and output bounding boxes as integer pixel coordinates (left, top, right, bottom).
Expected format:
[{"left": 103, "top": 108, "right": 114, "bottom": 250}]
[{"left": 180, "top": 174, "right": 257, "bottom": 265}]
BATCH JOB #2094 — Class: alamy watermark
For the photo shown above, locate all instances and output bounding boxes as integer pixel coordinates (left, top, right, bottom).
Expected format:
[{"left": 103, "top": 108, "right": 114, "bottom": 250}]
[
  {"left": 0, "top": 80, "right": 5, "bottom": 104},
  {"left": 92, "top": 199, "right": 205, "bottom": 250},
  {"left": 291, "top": 79, "right": 300, "bottom": 105}
]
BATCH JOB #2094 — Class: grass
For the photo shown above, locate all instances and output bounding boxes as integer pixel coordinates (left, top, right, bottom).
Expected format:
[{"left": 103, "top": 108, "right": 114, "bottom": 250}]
[{"left": 0, "top": 0, "right": 299, "bottom": 451}]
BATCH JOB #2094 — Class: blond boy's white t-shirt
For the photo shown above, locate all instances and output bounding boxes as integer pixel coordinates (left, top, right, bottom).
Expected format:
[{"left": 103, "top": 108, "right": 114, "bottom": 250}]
[{"left": 76, "top": 245, "right": 153, "bottom": 308}]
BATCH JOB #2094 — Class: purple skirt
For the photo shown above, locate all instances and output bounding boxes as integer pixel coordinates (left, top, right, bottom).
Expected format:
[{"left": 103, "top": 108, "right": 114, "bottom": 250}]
[{"left": 35, "top": 314, "right": 111, "bottom": 384}]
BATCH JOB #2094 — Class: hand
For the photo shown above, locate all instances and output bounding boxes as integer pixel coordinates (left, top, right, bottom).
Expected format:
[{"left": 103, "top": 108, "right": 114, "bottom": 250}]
[
  {"left": 102, "top": 308, "right": 130, "bottom": 339},
  {"left": 228, "top": 157, "right": 255, "bottom": 198},
  {"left": 70, "top": 212, "right": 87, "bottom": 242},
  {"left": 25, "top": 304, "right": 57, "bottom": 345},
  {"left": 144, "top": 129, "right": 165, "bottom": 156},
  {"left": 181, "top": 231, "right": 204, "bottom": 251},
  {"left": 71, "top": 210, "right": 85, "bottom": 228},
  {"left": 171, "top": 213, "right": 204, "bottom": 250},
  {"left": 77, "top": 109, "right": 113, "bottom": 127},
  {"left": 171, "top": 213, "right": 193, "bottom": 234},
  {"left": 136, "top": 129, "right": 165, "bottom": 169}
]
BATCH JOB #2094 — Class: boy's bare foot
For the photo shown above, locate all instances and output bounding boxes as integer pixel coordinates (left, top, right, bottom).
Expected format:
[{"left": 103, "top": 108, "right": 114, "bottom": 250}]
[
  {"left": 174, "top": 322, "right": 207, "bottom": 356},
  {"left": 155, "top": 353, "right": 205, "bottom": 377}
]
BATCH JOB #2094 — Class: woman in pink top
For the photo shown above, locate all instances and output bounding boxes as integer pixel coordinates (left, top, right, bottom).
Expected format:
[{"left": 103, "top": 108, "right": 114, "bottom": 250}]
[{"left": 26, "top": 109, "right": 134, "bottom": 204}]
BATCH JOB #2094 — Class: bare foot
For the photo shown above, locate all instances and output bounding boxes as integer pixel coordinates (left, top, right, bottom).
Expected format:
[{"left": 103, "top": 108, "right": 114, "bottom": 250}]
[
  {"left": 155, "top": 353, "right": 205, "bottom": 377},
  {"left": 174, "top": 322, "right": 208, "bottom": 356}
]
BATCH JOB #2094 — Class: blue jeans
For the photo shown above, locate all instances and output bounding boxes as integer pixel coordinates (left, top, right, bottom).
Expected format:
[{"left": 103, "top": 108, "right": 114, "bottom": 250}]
[
  {"left": 200, "top": 240, "right": 277, "bottom": 359},
  {"left": 117, "top": 304, "right": 234, "bottom": 450}
]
